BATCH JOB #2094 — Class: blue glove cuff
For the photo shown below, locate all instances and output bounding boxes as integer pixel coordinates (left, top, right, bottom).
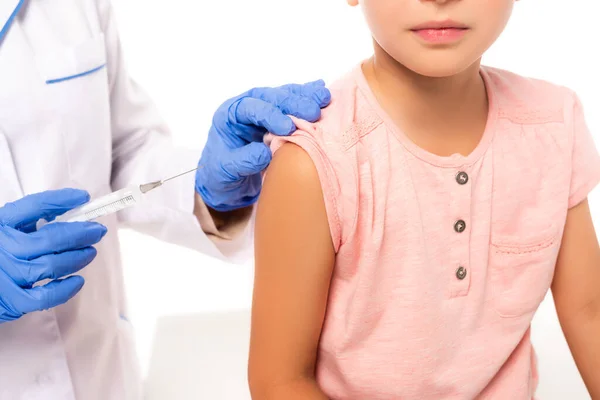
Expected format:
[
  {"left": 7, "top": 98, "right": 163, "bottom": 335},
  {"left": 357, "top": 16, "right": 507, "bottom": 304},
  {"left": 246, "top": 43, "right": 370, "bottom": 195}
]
[{"left": 195, "top": 185, "right": 260, "bottom": 213}]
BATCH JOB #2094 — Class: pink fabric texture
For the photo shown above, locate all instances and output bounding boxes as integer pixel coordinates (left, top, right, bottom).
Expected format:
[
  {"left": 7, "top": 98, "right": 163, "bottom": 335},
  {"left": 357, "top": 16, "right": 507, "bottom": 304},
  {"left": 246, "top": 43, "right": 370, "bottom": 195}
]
[{"left": 269, "top": 65, "right": 600, "bottom": 399}]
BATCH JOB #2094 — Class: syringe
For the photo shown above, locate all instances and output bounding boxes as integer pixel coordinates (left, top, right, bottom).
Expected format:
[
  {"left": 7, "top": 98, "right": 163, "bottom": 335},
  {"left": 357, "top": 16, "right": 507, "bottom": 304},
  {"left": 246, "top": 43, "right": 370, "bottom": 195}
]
[{"left": 36, "top": 167, "right": 200, "bottom": 229}]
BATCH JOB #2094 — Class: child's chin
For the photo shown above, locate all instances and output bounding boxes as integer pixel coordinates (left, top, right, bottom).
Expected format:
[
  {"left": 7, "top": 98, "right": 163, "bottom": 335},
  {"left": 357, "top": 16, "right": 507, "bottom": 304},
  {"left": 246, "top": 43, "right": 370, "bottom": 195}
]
[{"left": 402, "top": 54, "right": 481, "bottom": 79}]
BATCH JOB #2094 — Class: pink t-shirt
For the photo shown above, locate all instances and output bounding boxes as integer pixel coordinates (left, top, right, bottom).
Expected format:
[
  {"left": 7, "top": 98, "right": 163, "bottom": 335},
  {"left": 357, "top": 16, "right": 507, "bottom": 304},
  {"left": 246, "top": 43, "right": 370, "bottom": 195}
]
[{"left": 269, "top": 65, "right": 600, "bottom": 399}]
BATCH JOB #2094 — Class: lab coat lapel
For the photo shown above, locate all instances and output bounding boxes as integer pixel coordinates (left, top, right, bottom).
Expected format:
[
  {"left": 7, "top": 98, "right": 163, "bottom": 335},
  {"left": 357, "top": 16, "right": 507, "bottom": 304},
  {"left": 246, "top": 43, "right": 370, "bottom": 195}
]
[{"left": 0, "top": 0, "right": 24, "bottom": 44}]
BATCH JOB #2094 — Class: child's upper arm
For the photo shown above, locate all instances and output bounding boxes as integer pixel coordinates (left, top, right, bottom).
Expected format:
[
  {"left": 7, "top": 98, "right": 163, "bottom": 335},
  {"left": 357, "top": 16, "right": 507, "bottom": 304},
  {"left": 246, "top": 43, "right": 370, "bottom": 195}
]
[
  {"left": 249, "top": 142, "right": 336, "bottom": 390},
  {"left": 552, "top": 90, "right": 600, "bottom": 315},
  {"left": 552, "top": 199, "right": 600, "bottom": 316}
]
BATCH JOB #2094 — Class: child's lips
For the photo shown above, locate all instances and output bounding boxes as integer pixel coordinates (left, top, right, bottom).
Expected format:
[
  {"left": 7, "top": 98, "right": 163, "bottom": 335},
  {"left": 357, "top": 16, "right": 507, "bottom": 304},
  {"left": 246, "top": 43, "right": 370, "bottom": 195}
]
[
  {"left": 411, "top": 19, "right": 469, "bottom": 31},
  {"left": 411, "top": 27, "right": 469, "bottom": 44}
]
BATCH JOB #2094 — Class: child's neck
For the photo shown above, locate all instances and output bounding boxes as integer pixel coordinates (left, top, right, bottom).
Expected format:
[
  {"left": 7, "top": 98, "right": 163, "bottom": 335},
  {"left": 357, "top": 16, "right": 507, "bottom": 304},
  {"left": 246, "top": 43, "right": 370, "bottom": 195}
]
[{"left": 363, "top": 46, "right": 489, "bottom": 158}]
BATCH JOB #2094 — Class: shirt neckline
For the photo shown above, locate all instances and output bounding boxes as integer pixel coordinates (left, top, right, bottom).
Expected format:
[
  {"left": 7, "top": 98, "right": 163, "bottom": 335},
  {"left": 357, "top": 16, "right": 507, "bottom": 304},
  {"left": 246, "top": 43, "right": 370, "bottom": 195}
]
[{"left": 352, "top": 63, "right": 498, "bottom": 169}]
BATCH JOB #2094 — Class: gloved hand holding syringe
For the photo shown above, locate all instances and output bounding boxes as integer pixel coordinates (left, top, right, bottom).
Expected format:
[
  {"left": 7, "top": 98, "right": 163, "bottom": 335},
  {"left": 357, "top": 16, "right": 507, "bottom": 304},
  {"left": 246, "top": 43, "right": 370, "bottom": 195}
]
[{"left": 36, "top": 167, "right": 201, "bottom": 229}]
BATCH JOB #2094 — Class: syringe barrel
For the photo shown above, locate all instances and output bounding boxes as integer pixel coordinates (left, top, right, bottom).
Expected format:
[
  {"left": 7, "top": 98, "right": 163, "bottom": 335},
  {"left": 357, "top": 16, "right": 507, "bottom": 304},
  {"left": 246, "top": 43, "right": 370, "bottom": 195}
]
[{"left": 36, "top": 185, "right": 143, "bottom": 230}]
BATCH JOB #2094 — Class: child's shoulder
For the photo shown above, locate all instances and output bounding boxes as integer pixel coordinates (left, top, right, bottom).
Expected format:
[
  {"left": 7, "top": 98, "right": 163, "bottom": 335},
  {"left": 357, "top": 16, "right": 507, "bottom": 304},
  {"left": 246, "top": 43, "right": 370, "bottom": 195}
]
[
  {"left": 291, "top": 69, "right": 383, "bottom": 153},
  {"left": 484, "top": 66, "right": 578, "bottom": 125}
]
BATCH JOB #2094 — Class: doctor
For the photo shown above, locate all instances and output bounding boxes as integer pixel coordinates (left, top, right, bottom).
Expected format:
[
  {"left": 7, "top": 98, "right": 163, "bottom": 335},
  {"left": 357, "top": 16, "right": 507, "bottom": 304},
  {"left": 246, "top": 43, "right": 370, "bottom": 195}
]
[{"left": 0, "top": 1, "right": 331, "bottom": 399}]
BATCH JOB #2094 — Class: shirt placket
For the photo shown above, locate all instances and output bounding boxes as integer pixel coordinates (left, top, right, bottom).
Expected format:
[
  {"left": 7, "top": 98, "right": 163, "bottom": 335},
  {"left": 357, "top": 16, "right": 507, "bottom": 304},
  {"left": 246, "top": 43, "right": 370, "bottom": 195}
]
[{"left": 449, "top": 167, "right": 472, "bottom": 298}]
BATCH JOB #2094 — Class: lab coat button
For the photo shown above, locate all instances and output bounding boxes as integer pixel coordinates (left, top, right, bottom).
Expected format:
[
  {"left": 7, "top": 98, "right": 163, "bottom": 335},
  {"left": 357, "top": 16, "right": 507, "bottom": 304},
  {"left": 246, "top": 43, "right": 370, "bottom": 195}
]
[{"left": 35, "top": 373, "right": 53, "bottom": 386}]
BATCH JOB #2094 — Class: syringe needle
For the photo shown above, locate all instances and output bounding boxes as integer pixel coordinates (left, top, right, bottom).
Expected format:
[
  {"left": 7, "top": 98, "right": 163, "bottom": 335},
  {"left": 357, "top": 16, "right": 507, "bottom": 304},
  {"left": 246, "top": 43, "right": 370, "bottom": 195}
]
[
  {"left": 139, "top": 166, "right": 204, "bottom": 194},
  {"left": 161, "top": 166, "right": 202, "bottom": 184}
]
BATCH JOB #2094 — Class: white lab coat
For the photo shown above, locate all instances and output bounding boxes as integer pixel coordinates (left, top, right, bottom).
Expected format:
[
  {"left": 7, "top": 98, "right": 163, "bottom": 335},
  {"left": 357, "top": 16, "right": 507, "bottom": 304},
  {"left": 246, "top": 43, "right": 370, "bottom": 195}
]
[{"left": 0, "top": 0, "right": 249, "bottom": 399}]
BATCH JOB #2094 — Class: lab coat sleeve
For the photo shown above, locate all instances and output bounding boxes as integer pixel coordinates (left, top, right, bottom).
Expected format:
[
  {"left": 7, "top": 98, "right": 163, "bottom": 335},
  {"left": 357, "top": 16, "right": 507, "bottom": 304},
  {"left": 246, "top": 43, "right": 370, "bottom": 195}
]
[{"left": 95, "top": 0, "right": 252, "bottom": 264}]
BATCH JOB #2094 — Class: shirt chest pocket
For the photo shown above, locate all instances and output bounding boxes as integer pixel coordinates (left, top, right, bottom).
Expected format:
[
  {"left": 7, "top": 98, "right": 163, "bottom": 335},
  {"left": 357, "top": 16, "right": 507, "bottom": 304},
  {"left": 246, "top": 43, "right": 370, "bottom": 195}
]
[
  {"left": 37, "top": 34, "right": 112, "bottom": 193},
  {"left": 488, "top": 224, "right": 561, "bottom": 319}
]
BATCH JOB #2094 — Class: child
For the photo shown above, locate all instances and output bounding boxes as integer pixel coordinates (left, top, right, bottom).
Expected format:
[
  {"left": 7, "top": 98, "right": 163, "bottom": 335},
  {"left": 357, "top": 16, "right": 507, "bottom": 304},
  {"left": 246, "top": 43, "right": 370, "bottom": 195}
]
[{"left": 249, "top": 0, "right": 600, "bottom": 399}]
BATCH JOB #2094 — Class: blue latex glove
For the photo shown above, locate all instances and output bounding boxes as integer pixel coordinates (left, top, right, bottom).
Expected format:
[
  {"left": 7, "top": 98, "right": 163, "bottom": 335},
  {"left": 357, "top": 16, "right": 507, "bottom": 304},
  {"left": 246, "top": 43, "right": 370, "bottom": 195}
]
[
  {"left": 0, "top": 189, "right": 107, "bottom": 323},
  {"left": 196, "top": 80, "right": 332, "bottom": 212}
]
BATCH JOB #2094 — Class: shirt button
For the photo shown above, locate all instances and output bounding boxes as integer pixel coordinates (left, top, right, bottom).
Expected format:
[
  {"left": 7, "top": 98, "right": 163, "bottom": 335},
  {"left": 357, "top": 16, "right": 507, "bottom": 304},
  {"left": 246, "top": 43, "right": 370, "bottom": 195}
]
[
  {"left": 454, "top": 220, "right": 466, "bottom": 233},
  {"left": 456, "top": 171, "right": 469, "bottom": 185},
  {"left": 456, "top": 266, "right": 467, "bottom": 280}
]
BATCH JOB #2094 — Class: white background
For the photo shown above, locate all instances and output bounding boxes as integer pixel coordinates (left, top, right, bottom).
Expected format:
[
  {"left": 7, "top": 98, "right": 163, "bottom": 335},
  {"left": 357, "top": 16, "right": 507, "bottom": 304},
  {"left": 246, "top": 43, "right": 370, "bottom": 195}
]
[{"left": 110, "top": 1, "right": 600, "bottom": 399}]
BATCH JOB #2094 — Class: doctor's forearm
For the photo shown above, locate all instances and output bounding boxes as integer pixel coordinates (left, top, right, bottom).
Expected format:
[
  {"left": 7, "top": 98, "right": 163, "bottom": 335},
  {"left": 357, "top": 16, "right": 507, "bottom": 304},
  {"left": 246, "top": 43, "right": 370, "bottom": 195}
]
[{"left": 193, "top": 194, "right": 253, "bottom": 240}]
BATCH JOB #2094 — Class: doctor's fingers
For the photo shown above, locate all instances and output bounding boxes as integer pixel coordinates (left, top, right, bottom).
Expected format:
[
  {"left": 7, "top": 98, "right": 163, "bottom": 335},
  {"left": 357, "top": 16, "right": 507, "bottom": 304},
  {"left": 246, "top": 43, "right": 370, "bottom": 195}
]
[
  {"left": 0, "top": 272, "right": 84, "bottom": 320},
  {"left": 15, "top": 276, "right": 85, "bottom": 315},
  {"left": 246, "top": 88, "right": 324, "bottom": 125},
  {"left": 0, "top": 189, "right": 90, "bottom": 232},
  {"left": 276, "top": 80, "right": 332, "bottom": 108},
  {"left": 0, "top": 246, "right": 97, "bottom": 288},
  {"left": 0, "top": 222, "right": 107, "bottom": 261},
  {"left": 231, "top": 97, "right": 295, "bottom": 136}
]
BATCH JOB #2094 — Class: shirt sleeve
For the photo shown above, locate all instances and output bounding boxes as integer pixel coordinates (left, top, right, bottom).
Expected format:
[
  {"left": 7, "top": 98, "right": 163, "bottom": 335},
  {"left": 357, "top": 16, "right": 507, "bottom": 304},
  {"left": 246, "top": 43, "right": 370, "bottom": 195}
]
[
  {"left": 566, "top": 91, "right": 600, "bottom": 209},
  {"left": 96, "top": 0, "right": 251, "bottom": 263},
  {"left": 268, "top": 117, "right": 355, "bottom": 253}
]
